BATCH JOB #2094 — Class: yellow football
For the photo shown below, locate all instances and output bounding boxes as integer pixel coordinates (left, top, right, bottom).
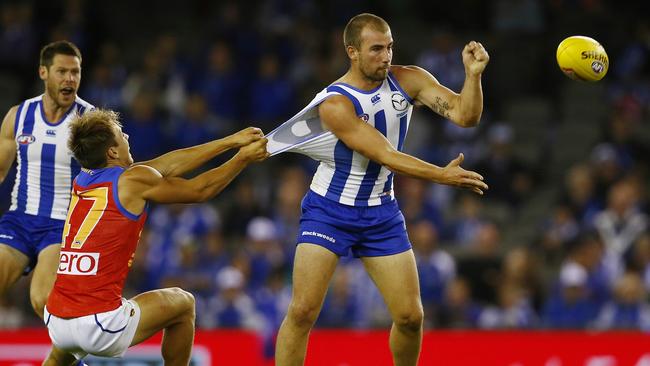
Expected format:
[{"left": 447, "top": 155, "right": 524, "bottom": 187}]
[{"left": 556, "top": 36, "right": 609, "bottom": 82}]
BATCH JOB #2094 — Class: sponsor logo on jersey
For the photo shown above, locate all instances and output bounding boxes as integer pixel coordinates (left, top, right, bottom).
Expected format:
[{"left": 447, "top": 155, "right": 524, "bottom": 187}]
[
  {"left": 17, "top": 134, "right": 35, "bottom": 145},
  {"left": 391, "top": 93, "right": 408, "bottom": 111},
  {"left": 0, "top": 234, "right": 14, "bottom": 240},
  {"left": 371, "top": 94, "right": 381, "bottom": 105},
  {"left": 58, "top": 251, "right": 100, "bottom": 275},
  {"left": 46, "top": 129, "right": 57, "bottom": 137}
]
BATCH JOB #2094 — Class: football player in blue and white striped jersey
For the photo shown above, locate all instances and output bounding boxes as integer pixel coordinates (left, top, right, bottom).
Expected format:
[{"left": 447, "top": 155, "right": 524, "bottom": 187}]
[
  {"left": 0, "top": 40, "right": 93, "bottom": 320},
  {"left": 275, "top": 13, "right": 489, "bottom": 366}
]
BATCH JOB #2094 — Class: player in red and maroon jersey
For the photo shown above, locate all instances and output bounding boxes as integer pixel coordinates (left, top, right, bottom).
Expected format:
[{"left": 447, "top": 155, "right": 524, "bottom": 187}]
[{"left": 43, "top": 109, "right": 269, "bottom": 365}]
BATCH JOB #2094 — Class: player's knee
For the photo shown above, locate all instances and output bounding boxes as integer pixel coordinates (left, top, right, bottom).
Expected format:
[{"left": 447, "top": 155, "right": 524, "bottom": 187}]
[
  {"left": 393, "top": 307, "right": 424, "bottom": 333},
  {"left": 167, "top": 287, "right": 195, "bottom": 317},
  {"left": 287, "top": 301, "right": 320, "bottom": 327},
  {"left": 30, "top": 290, "right": 48, "bottom": 318}
]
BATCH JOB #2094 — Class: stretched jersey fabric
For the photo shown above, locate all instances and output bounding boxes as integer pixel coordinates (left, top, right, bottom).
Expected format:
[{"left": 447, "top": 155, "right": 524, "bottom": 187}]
[
  {"left": 47, "top": 166, "right": 147, "bottom": 318},
  {"left": 10, "top": 95, "right": 94, "bottom": 220},
  {"left": 267, "top": 72, "right": 413, "bottom": 206}
]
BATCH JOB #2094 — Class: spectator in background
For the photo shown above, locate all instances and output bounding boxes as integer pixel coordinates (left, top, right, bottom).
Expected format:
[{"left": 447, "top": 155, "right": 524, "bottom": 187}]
[
  {"left": 151, "top": 33, "right": 189, "bottom": 115},
  {"left": 474, "top": 123, "right": 534, "bottom": 208},
  {"left": 249, "top": 53, "right": 295, "bottom": 129},
  {"left": 195, "top": 40, "right": 245, "bottom": 121},
  {"left": 396, "top": 176, "right": 445, "bottom": 234},
  {"left": 244, "top": 216, "right": 285, "bottom": 290},
  {"left": 203, "top": 266, "right": 264, "bottom": 330},
  {"left": 594, "top": 179, "right": 648, "bottom": 283},
  {"left": 160, "top": 240, "right": 216, "bottom": 308},
  {"left": 447, "top": 193, "right": 488, "bottom": 247},
  {"left": 477, "top": 283, "right": 537, "bottom": 329},
  {"left": 122, "top": 92, "right": 167, "bottom": 160},
  {"left": 169, "top": 93, "right": 230, "bottom": 151},
  {"left": 144, "top": 203, "right": 224, "bottom": 293},
  {"left": 318, "top": 268, "right": 358, "bottom": 328},
  {"left": 408, "top": 219, "right": 456, "bottom": 327},
  {"left": 84, "top": 64, "right": 125, "bottom": 110},
  {"left": 457, "top": 222, "right": 503, "bottom": 305},
  {"left": 435, "top": 277, "right": 482, "bottom": 328},
  {"left": 270, "top": 166, "right": 309, "bottom": 256},
  {"left": 221, "top": 176, "right": 267, "bottom": 239},
  {"left": 82, "top": 42, "right": 128, "bottom": 110},
  {"left": 624, "top": 233, "right": 650, "bottom": 291},
  {"left": 589, "top": 143, "right": 625, "bottom": 203},
  {"left": 500, "top": 246, "right": 545, "bottom": 312},
  {"left": 348, "top": 259, "right": 392, "bottom": 329},
  {"left": 599, "top": 102, "right": 648, "bottom": 172},
  {"left": 542, "top": 233, "right": 608, "bottom": 328},
  {"left": 415, "top": 29, "right": 465, "bottom": 92},
  {"left": 539, "top": 204, "right": 580, "bottom": 267},
  {"left": 253, "top": 267, "right": 291, "bottom": 360},
  {"left": 559, "top": 163, "right": 603, "bottom": 225},
  {"left": 593, "top": 272, "right": 650, "bottom": 330}
]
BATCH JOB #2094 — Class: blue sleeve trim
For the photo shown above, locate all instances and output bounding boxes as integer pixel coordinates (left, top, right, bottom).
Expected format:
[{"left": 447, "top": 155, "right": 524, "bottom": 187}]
[
  {"left": 111, "top": 167, "right": 143, "bottom": 221},
  {"left": 326, "top": 85, "right": 364, "bottom": 116},
  {"left": 13, "top": 102, "right": 25, "bottom": 136}
]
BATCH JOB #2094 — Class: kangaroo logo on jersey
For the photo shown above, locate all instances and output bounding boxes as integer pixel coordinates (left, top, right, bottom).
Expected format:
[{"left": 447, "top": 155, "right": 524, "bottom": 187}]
[
  {"left": 17, "top": 134, "right": 36, "bottom": 145},
  {"left": 391, "top": 93, "right": 408, "bottom": 111},
  {"left": 58, "top": 251, "right": 100, "bottom": 275}
]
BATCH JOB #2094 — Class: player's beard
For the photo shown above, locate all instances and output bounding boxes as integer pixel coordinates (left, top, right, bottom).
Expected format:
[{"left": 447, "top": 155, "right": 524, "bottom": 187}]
[
  {"left": 360, "top": 59, "right": 389, "bottom": 82},
  {"left": 45, "top": 79, "right": 76, "bottom": 109}
]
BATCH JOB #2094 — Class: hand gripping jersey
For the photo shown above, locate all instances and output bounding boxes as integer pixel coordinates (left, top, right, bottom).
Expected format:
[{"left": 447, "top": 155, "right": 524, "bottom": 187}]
[
  {"left": 11, "top": 95, "right": 94, "bottom": 220},
  {"left": 266, "top": 72, "right": 413, "bottom": 206},
  {"left": 47, "top": 166, "right": 147, "bottom": 318}
]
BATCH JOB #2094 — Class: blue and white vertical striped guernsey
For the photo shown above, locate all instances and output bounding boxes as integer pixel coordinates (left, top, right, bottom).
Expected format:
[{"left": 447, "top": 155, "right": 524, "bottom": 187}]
[
  {"left": 291, "top": 72, "right": 414, "bottom": 207},
  {"left": 10, "top": 95, "right": 94, "bottom": 220}
]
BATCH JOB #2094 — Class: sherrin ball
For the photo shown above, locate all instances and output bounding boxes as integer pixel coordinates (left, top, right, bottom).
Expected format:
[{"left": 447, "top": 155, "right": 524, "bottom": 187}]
[{"left": 556, "top": 36, "right": 609, "bottom": 82}]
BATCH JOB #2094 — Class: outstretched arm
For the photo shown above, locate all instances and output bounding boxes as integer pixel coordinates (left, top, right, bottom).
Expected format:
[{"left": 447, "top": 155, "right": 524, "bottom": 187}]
[
  {"left": 118, "top": 138, "right": 270, "bottom": 214},
  {"left": 0, "top": 106, "right": 18, "bottom": 185},
  {"left": 319, "top": 96, "right": 487, "bottom": 194},
  {"left": 394, "top": 41, "right": 489, "bottom": 127},
  {"left": 135, "top": 127, "right": 264, "bottom": 177}
]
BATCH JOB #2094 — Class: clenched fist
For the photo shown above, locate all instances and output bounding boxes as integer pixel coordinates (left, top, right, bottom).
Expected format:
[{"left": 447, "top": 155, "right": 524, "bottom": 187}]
[
  {"left": 462, "top": 41, "right": 489, "bottom": 76},
  {"left": 238, "top": 138, "right": 270, "bottom": 163}
]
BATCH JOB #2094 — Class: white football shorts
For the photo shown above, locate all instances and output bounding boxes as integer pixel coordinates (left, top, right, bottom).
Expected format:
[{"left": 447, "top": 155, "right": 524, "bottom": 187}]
[{"left": 44, "top": 298, "right": 141, "bottom": 359}]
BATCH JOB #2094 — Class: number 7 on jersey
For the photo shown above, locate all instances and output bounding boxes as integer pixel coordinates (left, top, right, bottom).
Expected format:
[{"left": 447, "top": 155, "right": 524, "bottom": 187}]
[{"left": 61, "top": 187, "right": 109, "bottom": 249}]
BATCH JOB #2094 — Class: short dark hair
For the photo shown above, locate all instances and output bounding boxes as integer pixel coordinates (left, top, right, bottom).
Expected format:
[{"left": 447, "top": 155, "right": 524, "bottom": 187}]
[
  {"left": 68, "top": 109, "right": 121, "bottom": 169},
  {"left": 343, "top": 13, "right": 390, "bottom": 49},
  {"left": 39, "top": 40, "right": 82, "bottom": 69}
]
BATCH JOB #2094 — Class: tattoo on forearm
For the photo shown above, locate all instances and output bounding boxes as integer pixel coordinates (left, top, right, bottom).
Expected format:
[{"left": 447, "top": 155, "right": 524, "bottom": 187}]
[{"left": 433, "top": 97, "right": 452, "bottom": 118}]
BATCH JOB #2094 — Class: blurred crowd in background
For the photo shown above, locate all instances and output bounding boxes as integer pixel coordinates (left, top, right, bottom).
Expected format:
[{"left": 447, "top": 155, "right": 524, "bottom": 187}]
[{"left": 1, "top": 0, "right": 649, "bottom": 356}]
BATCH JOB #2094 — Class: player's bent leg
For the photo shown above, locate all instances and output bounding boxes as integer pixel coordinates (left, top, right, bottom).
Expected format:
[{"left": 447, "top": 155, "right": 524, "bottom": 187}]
[
  {"left": 31, "top": 244, "right": 61, "bottom": 319},
  {"left": 362, "top": 249, "right": 423, "bottom": 366},
  {"left": 0, "top": 244, "right": 29, "bottom": 297},
  {"left": 275, "top": 243, "right": 339, "bottom": 366},
  {"left": 130, "top": 287, "right": 195, "bottom": 366},
  {"left": 42, "top": 346, "right": 77, "bottom": 366}
]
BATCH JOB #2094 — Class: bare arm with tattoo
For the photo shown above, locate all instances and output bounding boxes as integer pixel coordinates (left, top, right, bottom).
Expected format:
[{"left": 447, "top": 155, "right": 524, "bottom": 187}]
[{"left": 391, "top": 41, "right": 489, "bottom": 127}]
